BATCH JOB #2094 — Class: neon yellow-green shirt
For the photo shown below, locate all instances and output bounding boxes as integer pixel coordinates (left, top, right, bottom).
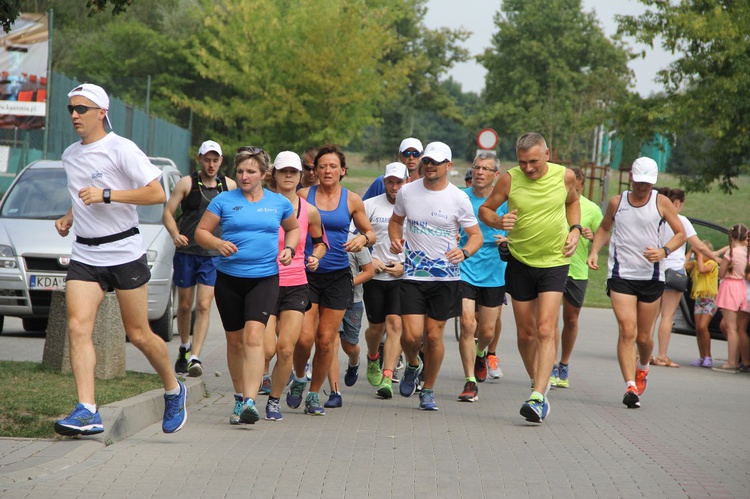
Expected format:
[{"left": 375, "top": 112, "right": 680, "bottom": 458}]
[
  {"left": 568, "top": 195, "right": 603, "bottom": 280},
  {"left": 507, "top": 162, "right": 569, "bottom": 268}
]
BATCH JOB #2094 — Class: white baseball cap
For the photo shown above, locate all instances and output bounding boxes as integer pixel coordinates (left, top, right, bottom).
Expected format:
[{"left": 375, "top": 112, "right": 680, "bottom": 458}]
[
  {"left": 399, "top": 137, "right": 423, "bottom": 154},
  {"left": 274, "top": 151, "right": 302, "bottom": 171},
  {"left": 631, "top": 157, "right": 658, "bottom": 184},
  {"left": 67, "top": 83, "right": 112, "bottom": 130},
  {"left": 198, "top": 140, "right": 222, "bottom": 157},
  {"left": 422, "top": 141, "right": 452, "bottom": 163},
  {"left": 384, "top": 162, "right": 408, "bottom": 180}
]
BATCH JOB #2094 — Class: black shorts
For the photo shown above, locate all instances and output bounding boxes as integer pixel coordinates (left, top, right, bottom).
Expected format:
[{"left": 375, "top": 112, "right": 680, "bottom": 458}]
[
  {"left": 607, "top": 278, "right": 664, "bottom": 304},
  {"left": 214, "top": 272, "right": 279, "bottom": 330},
  {"left": 275, "top": 284, "right": 310, "bottom": 315},
  {"left": 563, "top": 278, "right": 588, "bottom": 309},
  {"left": 399, "top": 280, "right": 458, "bottom": 321},
  {"left": 363, "top": 279, "right": 401, "bottom": 324},
  {"left": 459, "top": 281, "right": 506, "bottom": 308},
  {"left": 67, "top": 254, "right": 150, "bottom": 291},
  {"left": 306, "top": 268, "right": 353, "bottom": 310},
  {"left": 505, "top": 253, "right": 568, "bottom": 301}
]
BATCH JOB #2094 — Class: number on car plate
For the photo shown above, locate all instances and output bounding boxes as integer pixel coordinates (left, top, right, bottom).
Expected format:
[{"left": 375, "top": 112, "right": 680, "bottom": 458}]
[{"left": 30, "top": 275, "right": 66, "bottom": 290}]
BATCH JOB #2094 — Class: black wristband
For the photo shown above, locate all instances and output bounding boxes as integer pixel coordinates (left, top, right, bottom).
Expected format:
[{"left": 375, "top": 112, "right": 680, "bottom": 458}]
[
  {"left": 362, "top": 233, "right": 370, "bottom": 247},
  {"left": 569, "top": 224, "right": 583, "bottom": 234},
  {"left": 284, "top": 245, "right": 296, "bottom": 258},
  {"left": 461, "top": 248, "right": 470, "bottom": 260},
  {"left": 662, "top": 246, "right": 671, "bottom": 257}
]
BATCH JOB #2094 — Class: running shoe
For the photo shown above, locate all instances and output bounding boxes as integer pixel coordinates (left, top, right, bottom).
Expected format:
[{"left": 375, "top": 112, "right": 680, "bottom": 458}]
[
  {"left": 399, "top": 358, "right": 423, "bottom": 398},
  {"left": 556, "top": 364, "right": 569, "bottom": 388},
  {"left": 367, "top": 358, "right": 383, "bottom": 386},
  {"left": 324, "top": 391, "right": 343, "bottom": 408},
  {"left": 487, "top": 354, "right": 503, "bottom": 379},
  {"left": 458, "top": 381, "right": 478, "bottom": 402},
  {"left": 419, "top": 388, "right": 439, "bottom": 411},
  {"left": 701, "top": 357, "right": 713, "bottom": 368},
  {"left": 474, "top": 354, "right": 488, "bottom": 382},
  {"left": 259, "top": 374, "right": 272, "bottom": 395},
  {"left": 187, "top": 358, "right": 203, "bottom": 378},
  {"left": 240, "top": 399, "right": 260, "bottom": 424},
  {"left": 623, "top": 386, "right": 640, "bottom": 408},
  {"left": 304, "top": 393, "right": 325, "bottom": 415},
  {"left": 175, "top": 346, "right": 190, "bottom": 374},
  {"left": 396, "top": 354, "right": 404, "bottom": 371},
  {"left": 344, "top": 363, "right": 359, "bottom": 387},
  {"left": 54, "top": 404, "right": 104, "bottom": 436},
  {"left": 520, "top": 396, "right": 548, "bottom": 423},
  {"left": 377, "top": 377, "right": 393, "bottom": 399},
  {"left": 305, "top": 362, "right": 312, "bottom": 381},
  {"left": 550, "top": 364, "right": 559, "bottom": 388},
  {"left": 391, "top": 371, "right": 399, "bottom": 383},
  {"left": 635, "top": 368, "right": 649, "bottom": 396},
  {"left": 230, "top": 395, "right": 243, "bottom": 425},
  {"left": 265, "top": 399, "right": 283, "bottom": 421},
  {"left": 163, "top": 380, "right": 188, "bottom": 433},
  {"left": 286, "top": 379, "right": 306, "bottom": 409}
]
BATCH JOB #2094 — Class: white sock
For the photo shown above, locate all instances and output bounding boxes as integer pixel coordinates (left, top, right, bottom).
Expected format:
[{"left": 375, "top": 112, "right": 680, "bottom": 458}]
[
  {"left": 188, "top": 354, "right": 199, "bottom": 362},
  {"left": 81, "top": 402, "right": 97, "bottom": 413},
  {"left": 165, "top": 385, "right": 180, "bottom": 396},
  {"left": 181, "top": 342, "right": 191, "bottom": 350},
  {"left": 626, "top": 381, "right": 636, "bottom": 390},
  {"left": 637, "top": 359, "right": 649, "bottom": 371}
]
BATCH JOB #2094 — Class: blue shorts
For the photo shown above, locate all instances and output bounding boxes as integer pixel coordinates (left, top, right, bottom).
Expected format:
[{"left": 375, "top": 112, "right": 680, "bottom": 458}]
[
  {"left": 339, "top": 301, "right": 364, "bottom": 345},
  {"left": 173, "top": 252, "right": 219, "bottom": 288}
]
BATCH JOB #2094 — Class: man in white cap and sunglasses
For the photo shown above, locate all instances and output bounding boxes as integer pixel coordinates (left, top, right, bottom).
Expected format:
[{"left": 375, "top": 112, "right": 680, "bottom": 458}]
[
  {"left": 362, "top": 137, "right": 423, "bottom": 200},
  {"left": 163, "top": 140, "right": 236, "bottom": 378},
  {"left": 53, "top": 83, "right": 188, "bottom": 437},
  {"left": 388, "top": 141, "right": 483, "bottom": 411}
]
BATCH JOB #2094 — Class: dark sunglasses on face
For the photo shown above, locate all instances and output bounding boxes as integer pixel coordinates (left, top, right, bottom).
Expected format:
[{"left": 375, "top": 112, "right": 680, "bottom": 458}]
[
  {"left": 303, "top": 164, "right": 315, "bottom": 172},
  {"left": 421, "top": 157, "right": 450, "bottom": 166},
  {"left": 400, "top": 150, "right": 422, "bottom": 158},
  {"left": 67, "top": 104, "right": 100, "bottom": 115}
]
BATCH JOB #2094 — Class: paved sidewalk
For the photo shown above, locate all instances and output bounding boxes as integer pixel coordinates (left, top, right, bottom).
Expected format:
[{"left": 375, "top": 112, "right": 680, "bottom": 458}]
[{"left": 1, "top": 307, "right": 748, "bottom": 498}]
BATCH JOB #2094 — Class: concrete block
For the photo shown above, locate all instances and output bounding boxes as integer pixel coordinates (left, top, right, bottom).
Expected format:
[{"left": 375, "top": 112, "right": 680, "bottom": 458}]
[{"left": 42, "top": 291, "right": 126, "bottom": 379}]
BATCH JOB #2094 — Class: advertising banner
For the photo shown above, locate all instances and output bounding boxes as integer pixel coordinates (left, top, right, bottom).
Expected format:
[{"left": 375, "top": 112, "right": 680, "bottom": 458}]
[{"left": 0, "top": 13, "right": 49, "bottom": 130}]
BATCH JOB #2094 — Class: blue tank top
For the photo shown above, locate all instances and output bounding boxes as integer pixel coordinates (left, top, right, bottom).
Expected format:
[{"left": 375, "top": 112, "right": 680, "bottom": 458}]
[{"left": 307, "top": 185, "right": 351, "bottom": 273}]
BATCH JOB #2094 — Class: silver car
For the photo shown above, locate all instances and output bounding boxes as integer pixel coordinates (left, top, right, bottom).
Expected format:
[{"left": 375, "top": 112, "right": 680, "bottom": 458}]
[{"left": 0, "top": 158, "right": 183, "bottom": 341}]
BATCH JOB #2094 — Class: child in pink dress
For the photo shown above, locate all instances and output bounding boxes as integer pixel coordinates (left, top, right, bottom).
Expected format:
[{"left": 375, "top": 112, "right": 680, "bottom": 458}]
[{"left": 713, "top": 224, "right": 748, "bottom": 372}]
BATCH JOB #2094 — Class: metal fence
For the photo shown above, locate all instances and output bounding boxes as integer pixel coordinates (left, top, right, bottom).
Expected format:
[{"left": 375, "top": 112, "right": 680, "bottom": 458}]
[{"left": 0, "top": 72, "right": 191, "bottom": 192}]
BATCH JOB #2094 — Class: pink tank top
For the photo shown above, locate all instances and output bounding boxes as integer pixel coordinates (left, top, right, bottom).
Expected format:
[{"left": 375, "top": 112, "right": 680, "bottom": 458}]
[{"left": 278, "top": 196, "right": 310, "bottom": 286}]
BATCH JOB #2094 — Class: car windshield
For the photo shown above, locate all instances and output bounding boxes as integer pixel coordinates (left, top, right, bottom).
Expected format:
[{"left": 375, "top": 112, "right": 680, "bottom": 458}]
[{"left": 0, "top": 167, "right": 165, "bottom": 223}]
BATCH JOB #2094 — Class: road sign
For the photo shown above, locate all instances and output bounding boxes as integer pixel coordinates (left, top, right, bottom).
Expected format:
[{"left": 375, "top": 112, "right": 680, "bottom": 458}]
[{"left": 477, "top": 128, "right": 499, "bottom": 150}]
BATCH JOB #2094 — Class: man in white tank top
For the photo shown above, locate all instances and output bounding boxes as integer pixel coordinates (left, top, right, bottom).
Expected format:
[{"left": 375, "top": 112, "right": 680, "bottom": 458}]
[{"left": 587, "top": 157, "right": 686, "bottom": 410}]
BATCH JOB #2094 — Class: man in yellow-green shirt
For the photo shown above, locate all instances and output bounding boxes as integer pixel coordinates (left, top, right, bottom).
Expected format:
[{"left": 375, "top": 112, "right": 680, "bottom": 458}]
[{"left": 479, "top": 132, "right": 580, "bottom": 424}]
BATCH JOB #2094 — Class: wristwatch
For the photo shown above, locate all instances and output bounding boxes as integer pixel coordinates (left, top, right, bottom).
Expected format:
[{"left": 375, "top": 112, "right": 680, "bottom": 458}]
[
  {"left": 102, "top": 188, "right": 111, "bottom": 204},
  {"left": 284, "top": 245, "right": 296, "bottom": 258},
  {"left": 569, "top": 224, "right": 583, "bottom": 234},
  {"left": 662, "top": 246, "right": 671, "bottom": 257},
  {"left": 461, "top": 248, "right": 470, "bottom": 260}
]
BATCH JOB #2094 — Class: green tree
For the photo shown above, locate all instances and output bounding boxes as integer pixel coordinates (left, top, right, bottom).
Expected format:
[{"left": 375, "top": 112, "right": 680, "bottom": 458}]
[
  {"left": 618, "top": 0, "right": 750, "bottom": 193},
  {"left": 4, "top": 0, "right": 134, "bottom": 32},
  {"left": 479, "top": 0, "right": 632, "bottom": 163}
]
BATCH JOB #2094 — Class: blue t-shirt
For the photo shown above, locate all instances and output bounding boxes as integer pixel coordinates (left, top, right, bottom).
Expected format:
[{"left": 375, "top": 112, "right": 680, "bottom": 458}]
[
  {"left": 459, "top": 188, "right": 508, "bottom": 287},
  {"left": 207, "top": 189, "right": 294, "bottom": 278},
  {"left": 362, "top": 175, "right": 385, "bottom": 201}
]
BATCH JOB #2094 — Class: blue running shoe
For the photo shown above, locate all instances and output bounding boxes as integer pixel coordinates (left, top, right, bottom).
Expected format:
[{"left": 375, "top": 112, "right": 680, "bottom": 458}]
[
  {"left": 230, "top": 395, "right": 243, "bottom": 425},
  {"left": 163, "top": 380, "right": 188, "bottom": 433},
  {"left": 419, "top": 388, "right": 439, "bottom": 411},
  {"left": 286, "top": 379, "right": 306, "bottom": 409},
  {"left": 324, "top": 391, "right": 343, "bottom": 408},
  {"left": 550, "top": 364, "right": 559, "bottom": 388},
  {"left": 259, "top": 374, "right": 272, "bottom": 395},
  {"left": 399, "top": 358, "right": 422, "bottom": 398},
  {"left": 54, "top": 403, "right": 104, "bottom": 436},
  {"left": 557, "top": 364, "right": 569, "bottom": 388},
  {"left": 240, "top": 399, "right": 260, "bottom": 424},
  {"left": 520, "top": 396, "right": 548, "bottom": 423},
  {"left": 344, "top": 363, "right": 359, "bottom": 387},
  {"left": 265, "top": 399, "right": 283, "bottom": 421},
  {"left": 304, "top": 392, "right": 325, "bottom": 415}
]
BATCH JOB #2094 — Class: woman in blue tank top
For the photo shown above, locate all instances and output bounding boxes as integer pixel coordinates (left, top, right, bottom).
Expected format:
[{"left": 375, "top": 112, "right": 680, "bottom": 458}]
[{"left": 288, "top": 144, "right": 376, "bottom": 415}]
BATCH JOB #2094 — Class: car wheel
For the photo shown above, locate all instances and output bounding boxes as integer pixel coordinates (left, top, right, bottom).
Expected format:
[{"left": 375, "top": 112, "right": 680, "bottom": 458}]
[
  {"left": 22, "top": 317, "right": 48, "bottom": 332},
  {"left": 150, "top": 292, "right": 174, "bottom": 342}
]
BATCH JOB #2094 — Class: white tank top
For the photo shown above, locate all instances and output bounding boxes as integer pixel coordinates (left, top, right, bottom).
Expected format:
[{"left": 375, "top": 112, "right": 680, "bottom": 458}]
[{"left": 608, "top": 190, "right": 666, "bottom": 281}]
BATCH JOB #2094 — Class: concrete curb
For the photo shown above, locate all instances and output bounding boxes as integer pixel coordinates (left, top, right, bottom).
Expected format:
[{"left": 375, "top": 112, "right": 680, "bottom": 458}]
[{"left": 0, "top": 377, "right": 204, "bottom": 488}]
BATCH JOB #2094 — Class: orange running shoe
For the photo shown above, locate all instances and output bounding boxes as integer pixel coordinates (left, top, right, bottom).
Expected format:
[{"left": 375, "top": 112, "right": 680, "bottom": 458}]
[{"left": 635, "top": 368, "right": 649, "bottom": 396}]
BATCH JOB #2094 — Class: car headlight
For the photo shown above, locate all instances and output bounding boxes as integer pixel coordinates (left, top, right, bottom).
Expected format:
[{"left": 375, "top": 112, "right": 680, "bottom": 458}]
[
  {"left": 0, "top": 244, "right": 17, "bottom": 268},
  {"left": 146, "top": 249, "right": 158, "bottom": 263}
]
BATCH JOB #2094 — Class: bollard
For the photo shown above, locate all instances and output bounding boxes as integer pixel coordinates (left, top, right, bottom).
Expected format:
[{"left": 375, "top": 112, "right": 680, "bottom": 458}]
[{"left": 42, "top": 290, "right": 126, "bottom": 379}]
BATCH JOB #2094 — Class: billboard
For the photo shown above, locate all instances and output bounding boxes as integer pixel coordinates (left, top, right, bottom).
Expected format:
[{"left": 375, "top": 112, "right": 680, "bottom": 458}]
[{"left": 0, "top": 13, "right": 49, "bottom": 130}]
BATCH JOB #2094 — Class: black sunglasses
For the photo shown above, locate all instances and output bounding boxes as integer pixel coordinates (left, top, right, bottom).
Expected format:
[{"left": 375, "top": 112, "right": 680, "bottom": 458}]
[
  {"left": 303, "top": 164, "right": 316, "bottom": 172},
  {"left": 67, "top": 104, "right": 100, "bottom": 115},
  {"left": 400, "top": 150, "right": 422, "bottom": 158},
  {"left": 237, "top": 146, "right": 265, "bottom": 155},
  {"left": 421, "top": 158, "right": 450, "bottom": 166}
]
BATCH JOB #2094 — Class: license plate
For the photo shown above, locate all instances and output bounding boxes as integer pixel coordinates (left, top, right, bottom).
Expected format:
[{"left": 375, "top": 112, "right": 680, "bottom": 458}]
[{"left": 30, "top": 275, "right": 66, "bottom": 290}]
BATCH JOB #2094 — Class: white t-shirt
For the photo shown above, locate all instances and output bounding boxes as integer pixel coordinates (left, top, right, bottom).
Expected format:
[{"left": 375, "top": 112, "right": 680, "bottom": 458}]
[
  {"left": 662, "top": 214, "right": 697, "bottom": 272},
  {"left": 62, "top": 132, "right": 162, "bottom": 266},
  {"left": 392, "top": 179, "right": 477, "bottom": 281},
  {"left": 364, "top": 193, "right": 404, "bottom": 282}
]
